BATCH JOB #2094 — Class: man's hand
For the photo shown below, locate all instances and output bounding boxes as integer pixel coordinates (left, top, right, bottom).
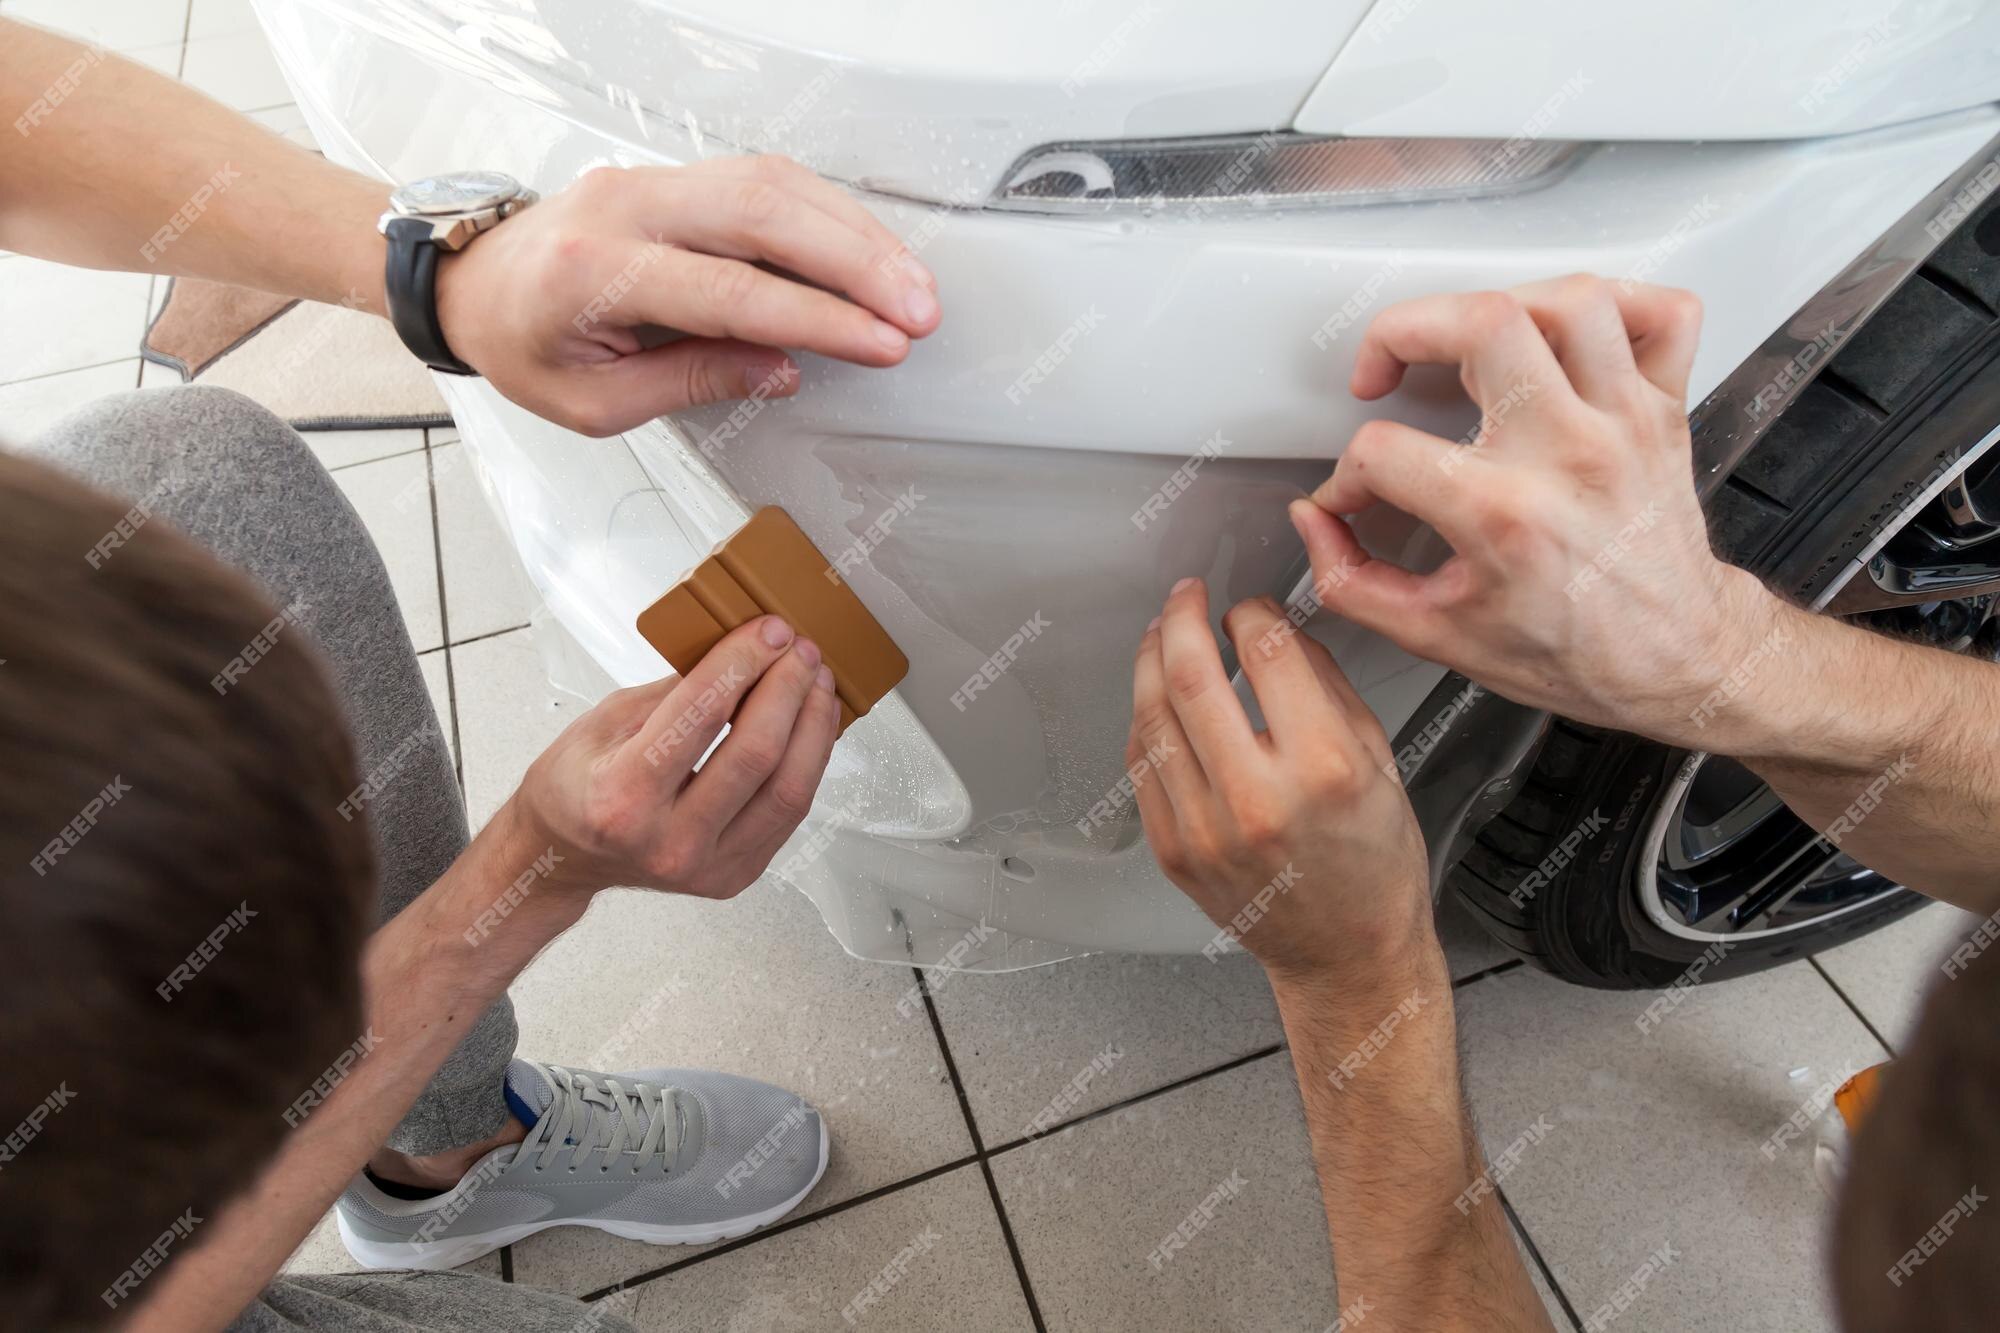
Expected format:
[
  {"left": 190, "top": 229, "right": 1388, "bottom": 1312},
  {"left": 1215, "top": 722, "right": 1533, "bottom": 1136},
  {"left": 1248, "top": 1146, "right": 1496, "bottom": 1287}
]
[
  {"left": 0, "top": 27, "right": 938, "bottom": 440},
  {"left": 436, "top": 157, "right": 941, "bottom": 437},
  {"left": 505, "top": 614, "right": 840, "bottom": 898},
  {"left": 1289, "top": 275, "right": 1765, "bottom": 746},
  {"left": 1127, "top": 579, "right": 1430, "bottom": 978},
  {"left": 1123, "top": 579, "right": 1555, "bottom": 1331},
  {"left": 1287, "top": 273, "right": 2000, "bottom": 913}
]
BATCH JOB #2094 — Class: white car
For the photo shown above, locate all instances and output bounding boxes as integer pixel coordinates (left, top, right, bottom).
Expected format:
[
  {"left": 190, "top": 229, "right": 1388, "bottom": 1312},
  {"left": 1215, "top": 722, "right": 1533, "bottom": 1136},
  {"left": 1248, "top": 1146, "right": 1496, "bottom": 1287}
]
[{"left": 256, "top": 0, "right": 2000, "bottom": 985}]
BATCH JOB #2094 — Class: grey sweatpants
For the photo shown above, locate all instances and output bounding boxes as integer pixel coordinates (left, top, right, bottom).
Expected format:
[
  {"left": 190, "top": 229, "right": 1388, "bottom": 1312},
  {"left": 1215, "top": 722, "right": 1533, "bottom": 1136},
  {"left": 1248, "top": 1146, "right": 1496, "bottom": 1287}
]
[{"left": 32, "top": 387, "right": 632, "bottom": 1332}]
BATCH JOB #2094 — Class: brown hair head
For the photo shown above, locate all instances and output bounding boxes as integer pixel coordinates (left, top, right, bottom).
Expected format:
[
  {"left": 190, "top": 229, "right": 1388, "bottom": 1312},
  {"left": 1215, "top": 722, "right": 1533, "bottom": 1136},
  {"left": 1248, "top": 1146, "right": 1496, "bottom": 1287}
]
[{"left": 0, "top": 450, "right": 373, "bottom": 1330}]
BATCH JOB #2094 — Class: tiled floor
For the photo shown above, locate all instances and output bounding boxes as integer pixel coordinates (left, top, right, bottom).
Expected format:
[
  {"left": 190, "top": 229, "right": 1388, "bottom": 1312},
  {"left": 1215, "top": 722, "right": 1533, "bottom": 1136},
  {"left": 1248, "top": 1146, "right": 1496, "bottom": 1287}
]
[{"left": 3, "top": 4, "right": 1992, "bottom": 1330}]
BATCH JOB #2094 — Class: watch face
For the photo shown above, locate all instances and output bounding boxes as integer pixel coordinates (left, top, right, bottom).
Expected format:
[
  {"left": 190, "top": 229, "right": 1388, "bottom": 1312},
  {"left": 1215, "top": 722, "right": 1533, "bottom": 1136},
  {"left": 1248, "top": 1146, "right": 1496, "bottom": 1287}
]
[{"left": 393, "top": 171, "right": 521, "bottom": 217}]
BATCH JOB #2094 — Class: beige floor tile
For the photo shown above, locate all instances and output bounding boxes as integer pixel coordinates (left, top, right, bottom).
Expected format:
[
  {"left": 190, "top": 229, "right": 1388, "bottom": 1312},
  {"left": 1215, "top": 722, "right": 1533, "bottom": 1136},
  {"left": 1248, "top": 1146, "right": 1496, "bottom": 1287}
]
[
  {"left": 186, "top": 0, "right": 256, "bottom": 40},
  {"left": 0, "top": 360, "right": 143, "bottom": 444},
  {"left": 990, "top": 1053, "right": 1332, "bottom": 1331},
  {"left": 179, "top": 25, "right": 291, "bottom": 110},
  {"left": 433, "top": 442, "right": 540, "bottom": 642},
  {"left": 334, "top": 450, "right": 442, "bottom": 653},
  {"left": 606, "top": 1166, "right": 1031, "bottom": 1331},
  {"left": 1, "top": 0, "right": 190, "bottom": 50},
  {"left": 447, "top": 627, "right": 591, "bottom": 830},
  {"left": 928, "top": 949, "right": 1280, "bottom": 1147},
  {"left": 501, "top": 876, "right": 976, "bottom": 1295},
  {"left": 0, "top": 257, "right": 152, "bottom": 381},
  {"left": 248, "top": 101, "right": 318, "bottom": 150},
  {"left": 1456, "top": 963, "right": 1891, "bottom": 1333},
  {"left": 123, "top": 39, "right": 184, "bottom": 78},
  {"left": 1815, "top": 899, "right": 1983, "bottom": 1051},
  {"left": 307, "top": 427, "right": 426, "bottom": 473}
]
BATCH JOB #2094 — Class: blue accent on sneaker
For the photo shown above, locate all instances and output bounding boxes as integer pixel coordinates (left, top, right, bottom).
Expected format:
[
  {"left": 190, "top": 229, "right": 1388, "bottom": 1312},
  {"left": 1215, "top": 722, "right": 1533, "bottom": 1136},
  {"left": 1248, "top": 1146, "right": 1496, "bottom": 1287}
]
[{"left": 503, "top": 1083, "right": 541, "bottom": 1131}]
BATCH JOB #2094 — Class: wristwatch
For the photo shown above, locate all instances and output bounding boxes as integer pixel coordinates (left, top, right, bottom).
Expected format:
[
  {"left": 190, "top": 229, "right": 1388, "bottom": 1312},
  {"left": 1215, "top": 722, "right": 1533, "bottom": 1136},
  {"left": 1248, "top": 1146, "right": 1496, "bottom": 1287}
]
[{"left": 378, "top": 171, "right": 538, "bottom": 376}]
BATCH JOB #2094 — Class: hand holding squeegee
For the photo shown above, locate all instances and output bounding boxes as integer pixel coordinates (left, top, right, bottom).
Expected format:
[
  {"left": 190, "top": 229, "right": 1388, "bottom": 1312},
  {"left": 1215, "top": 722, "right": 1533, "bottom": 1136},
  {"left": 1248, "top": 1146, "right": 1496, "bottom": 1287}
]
[{"left": 636, "top": 507, "right": 909, "bottom": 734}]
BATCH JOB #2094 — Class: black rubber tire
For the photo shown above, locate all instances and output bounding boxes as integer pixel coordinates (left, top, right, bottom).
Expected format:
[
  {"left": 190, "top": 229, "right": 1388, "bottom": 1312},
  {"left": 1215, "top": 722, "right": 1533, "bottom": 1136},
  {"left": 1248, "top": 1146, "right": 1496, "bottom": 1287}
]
[{"left": 1445, "top": 189, "right": 2000, "bottom": 989}]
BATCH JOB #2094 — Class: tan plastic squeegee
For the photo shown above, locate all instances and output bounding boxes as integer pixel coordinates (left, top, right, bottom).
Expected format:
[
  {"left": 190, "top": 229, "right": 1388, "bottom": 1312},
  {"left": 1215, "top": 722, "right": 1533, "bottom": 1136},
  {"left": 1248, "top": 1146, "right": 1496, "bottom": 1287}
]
[{"left": 634, "top": 506, "right": 909, "bottom": 733}]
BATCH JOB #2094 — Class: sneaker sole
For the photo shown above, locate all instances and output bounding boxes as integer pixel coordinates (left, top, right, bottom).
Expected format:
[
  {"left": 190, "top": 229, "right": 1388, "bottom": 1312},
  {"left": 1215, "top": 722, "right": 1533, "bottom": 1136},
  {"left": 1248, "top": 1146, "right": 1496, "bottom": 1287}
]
[{"left": 337, "top": 1117, "right": 830, "bottom": 1272}]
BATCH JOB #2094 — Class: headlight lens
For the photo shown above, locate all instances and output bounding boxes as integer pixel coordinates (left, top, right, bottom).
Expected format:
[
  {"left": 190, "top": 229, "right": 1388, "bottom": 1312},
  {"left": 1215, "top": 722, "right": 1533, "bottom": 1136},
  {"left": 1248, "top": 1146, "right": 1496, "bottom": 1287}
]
[{"left": 991, "top": 133, "right": 1583, "bottom": 214}]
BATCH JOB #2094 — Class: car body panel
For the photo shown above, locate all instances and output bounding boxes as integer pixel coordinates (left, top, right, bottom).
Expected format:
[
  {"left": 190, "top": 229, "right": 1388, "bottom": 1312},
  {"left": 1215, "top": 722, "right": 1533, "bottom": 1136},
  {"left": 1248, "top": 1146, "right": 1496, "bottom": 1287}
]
[
  {"left": 251, "top": 0, "right": 1378, "bottom": 204},
  {"left": 1297, "top": 0, "right": 2000, "bottom": 141}
]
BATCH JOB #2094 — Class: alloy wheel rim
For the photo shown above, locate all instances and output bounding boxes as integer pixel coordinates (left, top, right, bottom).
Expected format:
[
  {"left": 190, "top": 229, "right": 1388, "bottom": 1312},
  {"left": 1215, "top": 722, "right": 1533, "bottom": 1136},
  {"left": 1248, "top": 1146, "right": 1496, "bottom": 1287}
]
[{"left": 1636, "top": 423, "right": 2000, "bottom": 944}]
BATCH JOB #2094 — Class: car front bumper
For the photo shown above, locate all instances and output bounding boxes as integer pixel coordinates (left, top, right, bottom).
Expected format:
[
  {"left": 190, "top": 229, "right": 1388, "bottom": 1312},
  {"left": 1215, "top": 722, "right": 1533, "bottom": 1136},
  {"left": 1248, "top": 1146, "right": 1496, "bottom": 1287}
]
[{"left": 258, "top": 0, "right": 2000, "bottom": 967}]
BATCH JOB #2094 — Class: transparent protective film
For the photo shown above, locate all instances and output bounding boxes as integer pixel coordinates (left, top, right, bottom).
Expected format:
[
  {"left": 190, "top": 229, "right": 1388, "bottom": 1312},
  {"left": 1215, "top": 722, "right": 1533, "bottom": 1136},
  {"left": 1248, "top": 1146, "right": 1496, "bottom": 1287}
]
[
  {"left": 443, "top": 376, "right": 1450, "bottom": 971},
  {"left": 253, "top": 0, "right": 1380, "bottom": 207}
]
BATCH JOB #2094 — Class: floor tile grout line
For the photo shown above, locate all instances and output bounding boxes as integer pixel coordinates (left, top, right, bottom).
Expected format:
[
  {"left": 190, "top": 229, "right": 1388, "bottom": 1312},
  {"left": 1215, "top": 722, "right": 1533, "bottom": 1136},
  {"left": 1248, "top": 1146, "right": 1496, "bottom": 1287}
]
[
  {"left": 568, "top": 1009, "right": 1295, "bottom": 1306},
  {"left": 1497, "top": 1186, "right": 1585, "bottom": 1332},
  {"left": 447, "top": 621, "right": 535, "bottom": 651},
  {"left": 325, "top": 444, "right": 427, "bottom": 473},
  {"left": 573, "top": 1153, "right": 983, "bottom": 1303},
  {"left": 914, "top": 968, "right": 1048, "bottom": 1333},
  {"left": 970, "top": 1157, "right": 1044, "bottom": 1332},
  {"left": 442, "top": 627, "right": 465, "bottom": 799},
  {"left": 0, "top": 354, "right": 146, "bottom": 389},
  {"left": 1808, "top": 957, "right": 1897, "bottom": 1058},
  {"left": 421, "top": 432, "right": 467, "bottom": 790},
  {"left": 981, "top": 1041, "right": 1287, "bottom": 1161},
  {"left": 1452, "top": 958, "right": 1525, "bottom": 990}
]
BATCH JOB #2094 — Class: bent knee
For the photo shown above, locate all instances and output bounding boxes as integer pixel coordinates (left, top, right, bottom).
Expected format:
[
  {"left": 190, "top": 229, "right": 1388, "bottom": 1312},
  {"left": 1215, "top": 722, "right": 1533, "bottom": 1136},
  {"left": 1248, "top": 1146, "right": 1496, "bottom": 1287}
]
[{"left": 26, "top": 384, "right": 320, "bottom": 507}]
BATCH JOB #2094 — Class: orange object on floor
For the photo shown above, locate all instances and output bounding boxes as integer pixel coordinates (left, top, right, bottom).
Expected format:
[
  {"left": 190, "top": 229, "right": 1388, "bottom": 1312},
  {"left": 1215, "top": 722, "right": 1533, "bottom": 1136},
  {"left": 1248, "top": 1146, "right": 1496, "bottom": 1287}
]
[{"left": 1835, "top": 1062, "right": 1887, "bottom": 1131}]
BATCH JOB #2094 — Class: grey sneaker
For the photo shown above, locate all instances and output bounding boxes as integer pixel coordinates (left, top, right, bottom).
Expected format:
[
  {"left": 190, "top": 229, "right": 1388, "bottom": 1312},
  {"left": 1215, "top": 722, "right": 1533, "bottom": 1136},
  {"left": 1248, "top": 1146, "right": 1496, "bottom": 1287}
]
[{"left": 336, "top": 1058, "right": 829, "bottom": 1270}]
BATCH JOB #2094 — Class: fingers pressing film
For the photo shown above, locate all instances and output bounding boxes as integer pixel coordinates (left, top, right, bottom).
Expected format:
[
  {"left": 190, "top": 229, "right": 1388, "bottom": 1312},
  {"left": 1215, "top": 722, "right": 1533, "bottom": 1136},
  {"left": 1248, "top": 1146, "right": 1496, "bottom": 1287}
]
[
  {"left": 1291, "top": 630, "right": 1374, "bottom": 732},
  {"left": 1308, "top": 418, "right": 1471, "bottom": 533},
  {"left": 1221, "top": 597, "right": 1343, "bottom": 752},
  {"left": 1508, "top": 275, "right": 1640, "bottom": 409},
  {"left": 1129, "top": 617, "right": 1208, "bottom": 813},
  {"left": 641, "top": 175, "right": 938, "bottom": 342},
  {"left": 1156, "top": 580, "right": 1262, "bottom": 791},
  {"left": 691, "top": 155, "right": 935, "bottom": 291},
  {"left": 1351, "top": 290, "right": 1568, "bottom": 411},
  {"left": 1124, "top": 715, "right": 1183, "bottom": 866},
  {"left": 1607, "top": 281, "right": 1704, "bottom": 399},
  {"left": 1286, "top": 500, "right": 1453, "bottom": 661},
  {"left": 580, "top": 337, "right": 797, "bottom": 434},
  {"left": 629, "top": 246, "right": 911, "bottom": 368}
]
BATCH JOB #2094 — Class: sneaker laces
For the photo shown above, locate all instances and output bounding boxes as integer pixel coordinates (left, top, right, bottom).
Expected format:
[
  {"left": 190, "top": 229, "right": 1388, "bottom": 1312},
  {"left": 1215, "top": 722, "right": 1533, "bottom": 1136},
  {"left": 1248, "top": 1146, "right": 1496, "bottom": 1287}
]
[{"left": 522, "top": 1065, "right": 684, "bottom": 1174}]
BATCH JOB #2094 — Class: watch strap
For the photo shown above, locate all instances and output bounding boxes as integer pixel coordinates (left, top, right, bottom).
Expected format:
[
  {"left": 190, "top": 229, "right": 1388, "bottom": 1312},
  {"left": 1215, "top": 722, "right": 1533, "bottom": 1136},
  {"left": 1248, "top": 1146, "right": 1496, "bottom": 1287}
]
[{"left": 383, "top": 215, "right": 476, "bottom": 376}]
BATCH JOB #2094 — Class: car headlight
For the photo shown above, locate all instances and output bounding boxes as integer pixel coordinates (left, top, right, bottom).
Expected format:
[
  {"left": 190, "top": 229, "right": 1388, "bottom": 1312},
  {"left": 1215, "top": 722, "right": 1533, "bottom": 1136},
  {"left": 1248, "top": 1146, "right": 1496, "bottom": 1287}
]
[{"left": 991, "top": 133, "right": 1584, "bottom": 214}]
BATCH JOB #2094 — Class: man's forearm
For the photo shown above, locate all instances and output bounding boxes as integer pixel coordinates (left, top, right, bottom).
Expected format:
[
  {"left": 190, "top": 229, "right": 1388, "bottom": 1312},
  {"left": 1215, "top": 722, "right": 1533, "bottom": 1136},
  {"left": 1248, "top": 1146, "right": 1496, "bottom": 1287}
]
[
  {"left": 125, "top": 798, "right": 582, "bottom": 1332},
  {"left": 1270, "top": 925, "right": 1554, "bottom": 1332},
  {"left": 1681, "top": 568, "right": 2000, "bottom": 913},
  {"left": 1, "top": 20, "right": 388, "bottom": 312}
]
